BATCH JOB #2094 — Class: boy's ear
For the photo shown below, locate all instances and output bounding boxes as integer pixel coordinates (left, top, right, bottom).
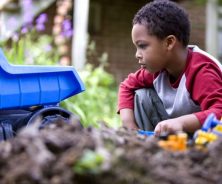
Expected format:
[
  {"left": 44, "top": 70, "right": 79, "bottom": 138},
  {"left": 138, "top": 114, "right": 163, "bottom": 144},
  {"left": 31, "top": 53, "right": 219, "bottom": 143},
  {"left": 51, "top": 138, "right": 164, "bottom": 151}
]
[{"left": 165, "top": 35, "right": 176, "bottom": 51}]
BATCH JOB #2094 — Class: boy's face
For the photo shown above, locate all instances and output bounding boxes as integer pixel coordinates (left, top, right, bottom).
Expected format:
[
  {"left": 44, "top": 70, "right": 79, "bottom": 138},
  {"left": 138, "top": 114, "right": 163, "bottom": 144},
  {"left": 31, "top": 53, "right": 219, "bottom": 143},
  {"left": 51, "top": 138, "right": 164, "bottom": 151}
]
[{"left": 132, "top": 24, "right": 169, "bottom": 73}]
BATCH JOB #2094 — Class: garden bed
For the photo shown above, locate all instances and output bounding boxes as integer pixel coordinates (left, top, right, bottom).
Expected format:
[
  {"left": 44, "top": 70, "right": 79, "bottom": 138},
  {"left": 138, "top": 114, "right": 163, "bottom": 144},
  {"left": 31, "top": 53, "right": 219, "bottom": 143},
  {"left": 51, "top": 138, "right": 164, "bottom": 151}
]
[{"left": 0, "top": 119, "right": 221, "bottom": 184}]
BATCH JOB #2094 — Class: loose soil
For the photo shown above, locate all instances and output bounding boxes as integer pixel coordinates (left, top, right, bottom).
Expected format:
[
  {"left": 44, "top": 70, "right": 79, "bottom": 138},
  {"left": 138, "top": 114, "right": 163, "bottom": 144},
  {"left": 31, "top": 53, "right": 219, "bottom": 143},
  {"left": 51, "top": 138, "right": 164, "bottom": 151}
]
[{"left": 0, "top": 119, "right": 221, "bottom": 184}]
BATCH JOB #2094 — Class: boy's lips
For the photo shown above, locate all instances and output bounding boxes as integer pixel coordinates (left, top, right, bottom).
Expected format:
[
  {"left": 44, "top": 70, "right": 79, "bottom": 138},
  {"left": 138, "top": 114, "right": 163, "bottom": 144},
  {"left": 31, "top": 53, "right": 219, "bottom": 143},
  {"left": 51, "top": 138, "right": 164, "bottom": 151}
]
[{"left": 140, "top": 64, "right": 146, "bottom": 69}]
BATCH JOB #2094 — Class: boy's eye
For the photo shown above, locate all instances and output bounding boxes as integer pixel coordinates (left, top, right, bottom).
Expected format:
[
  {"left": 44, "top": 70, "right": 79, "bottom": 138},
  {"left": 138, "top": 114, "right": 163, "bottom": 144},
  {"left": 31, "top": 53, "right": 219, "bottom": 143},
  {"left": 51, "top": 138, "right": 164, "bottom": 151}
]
[{"left": 138, "top": 44, "right": 148, "bottom": 49}]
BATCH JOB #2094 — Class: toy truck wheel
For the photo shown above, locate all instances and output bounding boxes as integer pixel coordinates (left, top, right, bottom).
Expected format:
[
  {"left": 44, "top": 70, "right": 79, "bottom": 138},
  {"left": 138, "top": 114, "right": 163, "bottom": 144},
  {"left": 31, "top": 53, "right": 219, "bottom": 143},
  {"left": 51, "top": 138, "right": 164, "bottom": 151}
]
[{"left": 26, "top": 106, "right": 74, "bottom": 129}]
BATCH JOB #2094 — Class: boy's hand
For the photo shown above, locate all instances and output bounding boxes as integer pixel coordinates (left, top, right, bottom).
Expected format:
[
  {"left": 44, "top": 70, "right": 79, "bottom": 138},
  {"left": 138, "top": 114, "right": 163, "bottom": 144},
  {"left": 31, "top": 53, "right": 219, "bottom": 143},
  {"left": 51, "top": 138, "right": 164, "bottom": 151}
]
[
  {"left": 154, "top": 118, "right": 183, "bottom": 136},
  {"left": 154, "top": 114, "right": 201, "bottom": 136}
]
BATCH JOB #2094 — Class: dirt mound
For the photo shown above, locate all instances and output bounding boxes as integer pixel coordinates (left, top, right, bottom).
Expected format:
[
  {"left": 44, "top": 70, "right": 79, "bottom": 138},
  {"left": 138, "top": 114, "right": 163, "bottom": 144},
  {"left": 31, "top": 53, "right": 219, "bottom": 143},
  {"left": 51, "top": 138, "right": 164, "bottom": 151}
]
[{"left": 0, "top": 119, "right": 221, "bottom": 184}]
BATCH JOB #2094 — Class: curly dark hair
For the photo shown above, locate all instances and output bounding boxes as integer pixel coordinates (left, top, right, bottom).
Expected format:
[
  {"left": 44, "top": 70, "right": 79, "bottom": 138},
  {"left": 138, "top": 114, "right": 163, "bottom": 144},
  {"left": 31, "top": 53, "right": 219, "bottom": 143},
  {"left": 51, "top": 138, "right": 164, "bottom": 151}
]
[{"left": 133, "top": 0, "right": 190, "bottom": 47}]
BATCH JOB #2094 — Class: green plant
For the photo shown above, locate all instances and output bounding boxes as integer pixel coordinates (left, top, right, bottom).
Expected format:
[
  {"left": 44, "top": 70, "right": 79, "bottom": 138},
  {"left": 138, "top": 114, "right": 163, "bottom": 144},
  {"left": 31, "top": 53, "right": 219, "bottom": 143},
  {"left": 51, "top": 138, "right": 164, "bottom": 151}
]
[
  {"left": 1, "top": 31, "right": 59, "bottom": 66},
  {"left": 0, "top": 13, "right": 60, "bottom": 66},
  {"left": 73, "top": 149, "right": 105, "bottom": 174},
  {"left": 61, "top": 63, "right": 121, "bottom": 128},
  {"left": 61, "top": 38, "right": 121, "bottom": 128},
  {"left": 195, "top": 0, "right": 222, "bottom": 5}
]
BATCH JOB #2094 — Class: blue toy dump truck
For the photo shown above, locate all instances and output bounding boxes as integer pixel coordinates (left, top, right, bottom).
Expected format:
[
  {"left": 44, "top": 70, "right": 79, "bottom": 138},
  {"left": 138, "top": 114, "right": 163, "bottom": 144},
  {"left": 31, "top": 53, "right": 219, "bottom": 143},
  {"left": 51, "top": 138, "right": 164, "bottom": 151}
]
[{"left": 0, "top": 49, "right": 85, "bottom": 141}]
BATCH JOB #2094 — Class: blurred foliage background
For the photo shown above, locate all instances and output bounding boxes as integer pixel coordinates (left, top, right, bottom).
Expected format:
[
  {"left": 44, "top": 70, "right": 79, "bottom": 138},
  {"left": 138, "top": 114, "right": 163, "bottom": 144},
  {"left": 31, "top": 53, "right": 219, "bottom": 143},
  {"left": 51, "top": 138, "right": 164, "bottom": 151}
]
[
  {"left": 195, "top": 0, "right": 222, "bottom": 5},
  {"left": 0, "top": 0, "right": 121, "bottom": 128}
]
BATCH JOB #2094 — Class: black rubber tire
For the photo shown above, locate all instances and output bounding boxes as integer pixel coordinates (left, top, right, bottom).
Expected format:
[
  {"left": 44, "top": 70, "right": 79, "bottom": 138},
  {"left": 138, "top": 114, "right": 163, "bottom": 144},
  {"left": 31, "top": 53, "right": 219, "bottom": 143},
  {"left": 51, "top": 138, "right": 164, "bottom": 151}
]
[{"left": 26, "top": 106, "right": 72, "bottom": 129}]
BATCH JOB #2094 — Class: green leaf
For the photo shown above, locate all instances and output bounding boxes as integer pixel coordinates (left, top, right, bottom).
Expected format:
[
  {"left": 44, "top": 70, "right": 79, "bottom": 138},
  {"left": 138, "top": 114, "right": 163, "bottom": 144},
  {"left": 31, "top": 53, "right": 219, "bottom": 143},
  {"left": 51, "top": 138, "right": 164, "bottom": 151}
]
[{"left": 73, "top": 149, "right": 105, "bottom": 174}]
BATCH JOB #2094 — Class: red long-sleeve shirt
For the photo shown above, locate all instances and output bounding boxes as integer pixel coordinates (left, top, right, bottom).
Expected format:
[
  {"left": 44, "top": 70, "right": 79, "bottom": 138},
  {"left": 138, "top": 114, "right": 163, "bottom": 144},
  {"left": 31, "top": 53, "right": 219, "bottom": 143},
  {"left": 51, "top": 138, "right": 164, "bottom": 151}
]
[{"left": 118, "top": 46, "right": 222, "bottom": 125}]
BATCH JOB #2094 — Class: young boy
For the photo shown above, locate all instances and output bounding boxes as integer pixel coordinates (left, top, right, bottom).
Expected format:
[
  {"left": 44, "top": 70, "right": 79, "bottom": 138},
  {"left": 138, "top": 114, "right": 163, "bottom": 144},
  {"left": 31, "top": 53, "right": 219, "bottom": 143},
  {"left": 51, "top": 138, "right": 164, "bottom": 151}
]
[{"left": 117, "top": 0, "right": 222, "bottom": 136}]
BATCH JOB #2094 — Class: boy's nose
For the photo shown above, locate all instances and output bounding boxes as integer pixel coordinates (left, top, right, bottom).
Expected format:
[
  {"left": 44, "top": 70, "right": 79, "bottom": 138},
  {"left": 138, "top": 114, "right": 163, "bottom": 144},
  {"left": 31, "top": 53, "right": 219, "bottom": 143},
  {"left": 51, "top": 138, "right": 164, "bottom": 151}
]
[{"left": 135, "top": 51, "right": 142, "bottom": 60}]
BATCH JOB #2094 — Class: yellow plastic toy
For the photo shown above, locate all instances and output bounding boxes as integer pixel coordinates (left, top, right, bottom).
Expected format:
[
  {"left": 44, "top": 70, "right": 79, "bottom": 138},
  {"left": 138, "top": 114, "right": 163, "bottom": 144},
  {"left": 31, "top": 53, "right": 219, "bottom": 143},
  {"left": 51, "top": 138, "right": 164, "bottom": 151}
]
[
  {"left": 158, "top": 133, "right": 188, "bottom": 152},
  {"left": 194, "top": 130, "right": 218, "bottom": 145}
]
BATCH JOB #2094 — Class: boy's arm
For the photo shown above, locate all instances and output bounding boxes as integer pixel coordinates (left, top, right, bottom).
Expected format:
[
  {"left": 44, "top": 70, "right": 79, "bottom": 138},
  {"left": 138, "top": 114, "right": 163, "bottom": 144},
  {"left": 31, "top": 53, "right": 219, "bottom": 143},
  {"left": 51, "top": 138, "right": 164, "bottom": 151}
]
[
  {"left": 118, "top": 68, "right": 154, "bottom": 128},
  {"left": 118, "top": 68, "right": 153, "bottom": 112},
  {"left": 188, "top": 60, "right": 222, "bottom": 125},
  {"left": 120, "top": 109, "right": 138, "bottom": 130}
]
